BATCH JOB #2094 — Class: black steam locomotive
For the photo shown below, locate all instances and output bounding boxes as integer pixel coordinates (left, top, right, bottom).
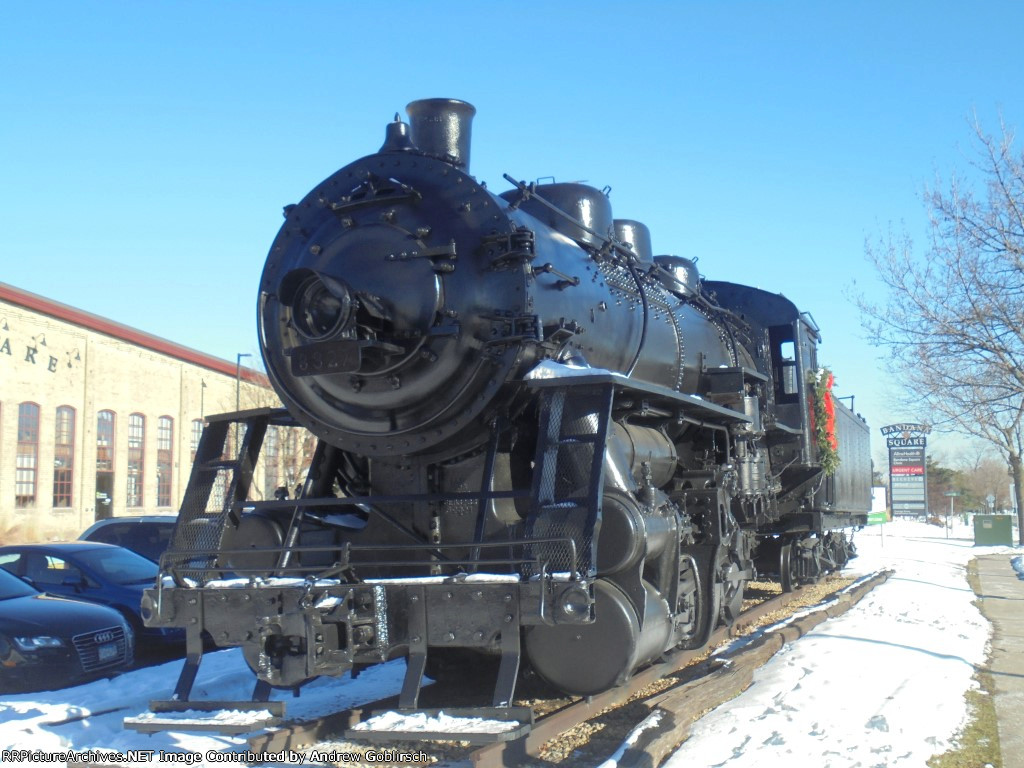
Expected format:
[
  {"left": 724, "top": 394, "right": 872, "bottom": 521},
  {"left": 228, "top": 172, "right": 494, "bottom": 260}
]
[{"left": 142, "top": 99, "right": 870, "bottom": 708}]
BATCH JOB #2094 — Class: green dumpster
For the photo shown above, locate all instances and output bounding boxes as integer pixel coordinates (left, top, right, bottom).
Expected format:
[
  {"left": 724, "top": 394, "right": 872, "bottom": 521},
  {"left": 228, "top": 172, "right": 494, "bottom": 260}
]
[{"left": 973, "top": 514, "right": 1014, "bottom": 546}]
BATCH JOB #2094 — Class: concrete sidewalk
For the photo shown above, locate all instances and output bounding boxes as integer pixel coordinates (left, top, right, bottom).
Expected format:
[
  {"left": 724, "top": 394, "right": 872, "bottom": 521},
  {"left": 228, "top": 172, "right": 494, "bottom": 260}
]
[{"left": 974, "top": 553, "right": 1024, "bottom": 768}]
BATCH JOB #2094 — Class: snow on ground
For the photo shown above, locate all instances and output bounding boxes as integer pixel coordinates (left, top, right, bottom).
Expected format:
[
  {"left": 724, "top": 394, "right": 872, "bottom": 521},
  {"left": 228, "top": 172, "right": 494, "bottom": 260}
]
[
  {"left": 654, "top": 519, "right": 1017, "bottom": 768},
  {"left": 0, "top": 651, "right": 410, "bottom": 766},
  {"left": 0, "top": 520, "right": 1017, "bottom": 767}
]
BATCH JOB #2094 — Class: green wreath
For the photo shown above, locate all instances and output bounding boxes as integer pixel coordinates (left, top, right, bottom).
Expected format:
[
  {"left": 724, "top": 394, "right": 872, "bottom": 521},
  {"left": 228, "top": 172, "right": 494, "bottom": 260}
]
[{"left": 808, "top": 368, "right": 840, "bottom": 476}]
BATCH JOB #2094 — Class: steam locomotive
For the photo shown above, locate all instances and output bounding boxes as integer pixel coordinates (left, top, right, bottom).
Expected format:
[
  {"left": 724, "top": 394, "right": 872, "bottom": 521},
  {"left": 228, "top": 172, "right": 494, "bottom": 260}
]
[{"left": 142, "top": 99, "right": 870, "bottom": 709}]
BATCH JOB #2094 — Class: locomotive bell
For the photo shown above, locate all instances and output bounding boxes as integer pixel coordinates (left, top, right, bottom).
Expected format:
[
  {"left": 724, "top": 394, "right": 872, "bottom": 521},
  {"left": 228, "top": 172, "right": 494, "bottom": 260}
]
[{"left": 379, "top": 113, "right": 415, "bottom": 154}]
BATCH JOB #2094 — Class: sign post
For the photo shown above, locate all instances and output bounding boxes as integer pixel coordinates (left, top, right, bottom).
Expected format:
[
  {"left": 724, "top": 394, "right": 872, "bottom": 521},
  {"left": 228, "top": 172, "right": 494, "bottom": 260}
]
[{"left": 881, "top": 423, "right": 930, "bottom": 519}]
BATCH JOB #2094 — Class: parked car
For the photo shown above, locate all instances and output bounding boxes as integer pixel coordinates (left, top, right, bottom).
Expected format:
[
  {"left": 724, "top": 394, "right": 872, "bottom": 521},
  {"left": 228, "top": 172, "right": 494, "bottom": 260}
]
[
  {"left": 0, "top": 542, "right": 183, "bottom": 649},
  {"left": 79, "top": 515, "right": 177, "bottom": 563},
  {"left": 0, "top": 566, "right": 134, "bottom": 692}
]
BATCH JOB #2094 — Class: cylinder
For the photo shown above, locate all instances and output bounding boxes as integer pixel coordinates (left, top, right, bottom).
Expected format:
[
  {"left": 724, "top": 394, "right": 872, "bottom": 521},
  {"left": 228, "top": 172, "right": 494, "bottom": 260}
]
[
  {"left": 405, "top": 98, "right": 476, "bottom": 172},
  {"left": 611, "top": 422, "right": 678, "bottom": 489},
  {"left": 597, "top": 491, "right": 676, "bottom": 575},
  {"left": 524, "top": 578, "right": 672, "bottom": 695}
]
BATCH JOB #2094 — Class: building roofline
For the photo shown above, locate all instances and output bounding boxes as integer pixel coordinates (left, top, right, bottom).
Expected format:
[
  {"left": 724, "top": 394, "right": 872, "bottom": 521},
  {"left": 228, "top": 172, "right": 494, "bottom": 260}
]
[{"left": 0, "top": 281, "right": 269, "bottom": 386}]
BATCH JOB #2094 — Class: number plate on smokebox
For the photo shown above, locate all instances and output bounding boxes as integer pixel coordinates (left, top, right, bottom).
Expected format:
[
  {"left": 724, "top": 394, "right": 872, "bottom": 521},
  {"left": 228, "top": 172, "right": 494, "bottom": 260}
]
[{"left": 289, "top": 341, "right": 362, "bottom": 376}]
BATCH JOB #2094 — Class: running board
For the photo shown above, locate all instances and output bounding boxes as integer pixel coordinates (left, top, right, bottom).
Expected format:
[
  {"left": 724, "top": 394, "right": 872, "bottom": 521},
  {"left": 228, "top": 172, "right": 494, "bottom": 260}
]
[{"left": 124, "top": 700, "right": 284, "bottom": 734}]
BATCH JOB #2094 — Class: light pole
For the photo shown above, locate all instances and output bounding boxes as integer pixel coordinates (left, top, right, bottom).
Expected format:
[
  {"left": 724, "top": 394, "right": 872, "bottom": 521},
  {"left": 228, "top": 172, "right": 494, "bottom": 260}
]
[
  {"left": 235, "top": 353, "right": 252, "bottom": 413},
  {"left": 235, "top": 353, "right": 252, "bottom": 450},
  {"left": 944, "top": 491, "right": 960, "bottom": 539}
]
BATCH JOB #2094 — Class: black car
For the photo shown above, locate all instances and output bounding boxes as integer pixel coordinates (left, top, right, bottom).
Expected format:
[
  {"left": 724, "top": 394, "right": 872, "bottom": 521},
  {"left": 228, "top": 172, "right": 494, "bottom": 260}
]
[
  {"left": 0, "top": 542, "right": 183, "bottom": 649},
  {"left": 79, "top": 515, "right": 177, "bottom": 563},
  {"left": 0, "top": 567, "right": 133, "bottom": 692}
]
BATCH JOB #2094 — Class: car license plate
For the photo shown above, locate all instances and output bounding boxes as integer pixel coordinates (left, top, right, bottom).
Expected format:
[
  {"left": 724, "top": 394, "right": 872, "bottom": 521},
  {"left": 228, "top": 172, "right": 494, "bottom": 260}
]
[{"left": 98, "top": 643, "right": 117, "bottom": 661}]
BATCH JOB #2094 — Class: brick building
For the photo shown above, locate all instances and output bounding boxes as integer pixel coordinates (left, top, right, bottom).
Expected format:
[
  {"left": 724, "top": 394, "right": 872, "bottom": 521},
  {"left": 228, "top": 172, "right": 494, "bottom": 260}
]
[{"left": 0, "top": 282, "right": 282, "bottom": 543}]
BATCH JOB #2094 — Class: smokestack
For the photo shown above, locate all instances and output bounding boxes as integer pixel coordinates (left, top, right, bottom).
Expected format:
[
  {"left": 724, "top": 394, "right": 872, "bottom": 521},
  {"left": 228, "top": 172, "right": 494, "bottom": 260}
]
[{"left": 405, "top": 98, "right": 476, "bottom": 173}]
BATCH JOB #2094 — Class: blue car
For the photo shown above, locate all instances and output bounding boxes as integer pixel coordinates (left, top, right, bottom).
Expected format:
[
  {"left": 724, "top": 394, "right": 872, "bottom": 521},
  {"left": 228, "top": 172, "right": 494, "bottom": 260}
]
[
  {"left": 0, "top": 566, "right": 134, "bottom": 692},
  {"left": 78, "top": 515, "right": 177, "bottom": 563},
  {"left": 0, "top": 542, "right": 183, "bottom": 650}
]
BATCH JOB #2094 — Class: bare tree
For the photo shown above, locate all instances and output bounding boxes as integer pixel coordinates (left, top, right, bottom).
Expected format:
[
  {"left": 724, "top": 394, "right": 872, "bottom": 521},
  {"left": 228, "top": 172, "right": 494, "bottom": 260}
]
[
  {"left": 861, "top": 119, "right": 1024, "bottom": 543},
  {"left": 957, "top": 454, "right": 1012, "bottom": 512}
]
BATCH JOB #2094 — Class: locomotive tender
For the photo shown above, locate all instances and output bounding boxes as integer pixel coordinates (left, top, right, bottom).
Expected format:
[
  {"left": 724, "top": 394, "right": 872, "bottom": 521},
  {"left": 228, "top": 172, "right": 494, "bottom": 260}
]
[{"left": 143, "top": 99, "right": 871, "bottom": 707}]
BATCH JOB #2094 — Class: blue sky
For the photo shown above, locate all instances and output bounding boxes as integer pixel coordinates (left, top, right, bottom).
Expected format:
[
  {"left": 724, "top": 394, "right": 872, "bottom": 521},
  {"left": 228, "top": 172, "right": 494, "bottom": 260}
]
[{"left": 3, "top": 1, "right": 1022, "bottom": 466}]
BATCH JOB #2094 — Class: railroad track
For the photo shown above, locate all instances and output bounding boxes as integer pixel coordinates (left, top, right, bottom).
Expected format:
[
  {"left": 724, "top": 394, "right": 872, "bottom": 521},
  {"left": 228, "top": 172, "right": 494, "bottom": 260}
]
[{"left": 243, "top": 570, "right": 891, "bottom": 767}]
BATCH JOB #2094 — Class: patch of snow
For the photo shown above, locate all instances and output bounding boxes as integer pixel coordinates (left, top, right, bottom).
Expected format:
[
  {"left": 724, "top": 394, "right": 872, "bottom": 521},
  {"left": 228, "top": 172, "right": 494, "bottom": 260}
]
[
  {"left": 596, "top": 710, "right": 664, "bottom": 768},
  {"left": 125, "top": 708, "right": 276, "bottom": 727},
  {"left": 364, "top": 573, "right": 520, "bottom": 585},
  {"left": 200, "top": 576, "right": 342, "bottom": 588},
  {"left": 525, "top": 360, "right": 617, "bottom": 379},
  {"left": 351, "top": 709, "right": 520, "bottom": 734}
]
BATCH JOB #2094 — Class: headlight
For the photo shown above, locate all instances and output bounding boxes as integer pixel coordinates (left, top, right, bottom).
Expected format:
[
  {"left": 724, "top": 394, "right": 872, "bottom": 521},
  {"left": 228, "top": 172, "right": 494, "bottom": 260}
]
[{"left": 12, "top": 635, "right": 65, "bottom": 651}]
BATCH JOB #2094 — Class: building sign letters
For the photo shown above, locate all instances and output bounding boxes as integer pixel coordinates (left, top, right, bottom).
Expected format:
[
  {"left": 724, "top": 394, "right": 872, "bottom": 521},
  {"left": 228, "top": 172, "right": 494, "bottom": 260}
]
[
  {"left": 0, "top": 321, "right": 79, "bottom": 374},
  {"left": 881, "top": 422, "right": 929, "bottom": 517}
]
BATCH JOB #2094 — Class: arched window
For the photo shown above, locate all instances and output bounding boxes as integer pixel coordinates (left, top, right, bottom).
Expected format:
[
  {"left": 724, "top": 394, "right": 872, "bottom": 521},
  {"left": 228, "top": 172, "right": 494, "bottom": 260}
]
[
  {"left": 127, "top": 413, "right": 145, "bottom": 507},
  {"left": 53, "top": 406, "right": 76, "bottom": 507},
  {"left": 190, "top": 418, "right": 204, "bottom": 462},
  {"left": 157, "top": 416, "right": 173, "bottom": 507},
  {"left": 16, "top": 402, "right": 40, "bottom": 508}
]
